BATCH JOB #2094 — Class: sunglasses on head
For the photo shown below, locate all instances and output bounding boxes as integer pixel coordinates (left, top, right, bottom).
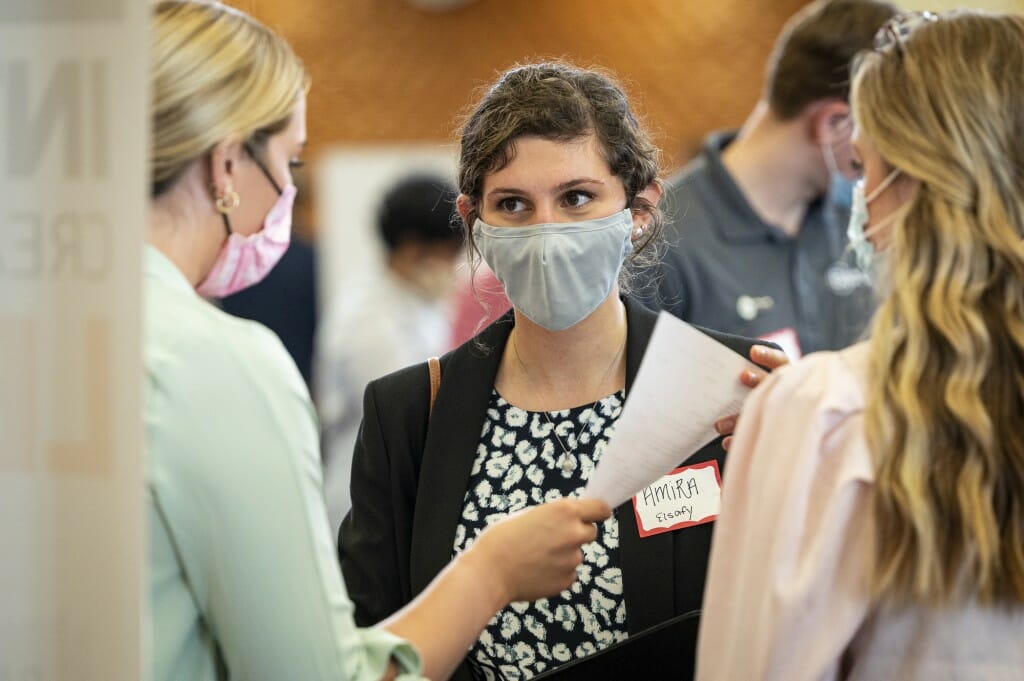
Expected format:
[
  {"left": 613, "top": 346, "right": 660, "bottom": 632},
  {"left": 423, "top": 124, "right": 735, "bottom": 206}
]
[{"left": 873, "top": 10, "right": 939, "bottom": 57}]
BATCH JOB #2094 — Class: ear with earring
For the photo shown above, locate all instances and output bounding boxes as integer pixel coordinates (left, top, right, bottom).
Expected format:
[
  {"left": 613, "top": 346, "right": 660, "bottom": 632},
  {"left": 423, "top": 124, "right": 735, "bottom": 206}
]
[
  {"left": 632, "top": 223, "right": 647, "bottom": 240},
  {"left": 213, "top": 185, "right": 240, "bottom": 214},
  {"left": 211, "top": 185, "right": 240, "bottom": 236}
]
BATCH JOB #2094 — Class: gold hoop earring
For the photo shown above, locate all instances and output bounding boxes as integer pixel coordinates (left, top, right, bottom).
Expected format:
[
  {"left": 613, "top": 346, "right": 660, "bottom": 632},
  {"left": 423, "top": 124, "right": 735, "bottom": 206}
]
[{"left": 214, "top": 188, "right": 240, "bottom": 214}]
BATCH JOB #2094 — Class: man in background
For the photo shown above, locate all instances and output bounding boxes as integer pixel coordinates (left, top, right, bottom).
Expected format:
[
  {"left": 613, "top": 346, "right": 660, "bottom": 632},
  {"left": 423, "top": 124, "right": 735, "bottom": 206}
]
[
  {"left": 314, "top": 174, "right": 462, "bottom": 530},
  {"left": 645, "top": 0, "right": 899, "bottom": 358}
]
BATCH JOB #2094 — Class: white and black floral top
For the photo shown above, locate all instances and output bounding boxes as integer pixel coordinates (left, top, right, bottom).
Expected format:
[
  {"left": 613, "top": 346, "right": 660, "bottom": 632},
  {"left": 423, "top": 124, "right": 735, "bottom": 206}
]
[{"left": 452, "top": 389, "right": 628, "bottom": 681}]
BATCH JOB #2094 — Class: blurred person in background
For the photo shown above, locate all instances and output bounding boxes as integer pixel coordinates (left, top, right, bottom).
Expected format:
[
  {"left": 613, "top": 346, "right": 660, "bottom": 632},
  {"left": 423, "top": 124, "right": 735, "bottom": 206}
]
[
  {"left": 146, "top": 3, "right": 610, "bottom": 680},
  {"left": 449, "top": 262, "right": 511, "bottom": 348},
  {"left": 698, "top": 10, "right": 1024, "bottom": 680},
  {"left": 315, "top": 173, "right": 463, "bottom": 530},
  {"left": 643, "top": 0, "right": 899, "bottom": 358}
]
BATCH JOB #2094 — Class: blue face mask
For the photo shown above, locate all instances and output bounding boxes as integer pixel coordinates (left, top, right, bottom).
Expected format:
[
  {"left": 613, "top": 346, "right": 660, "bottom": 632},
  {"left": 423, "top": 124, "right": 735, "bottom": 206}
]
[
  {"left": 829, "top": 173, "right": 854, "bottom": 209},
  {"left": 473, "top": 209, "right": 634, "bottom": 331},
  {"left": 822, "top": 142, "right": 854, "bottom": 209},
  {"left": 846, "top": 169, "right": 901, "bottom": 271}
]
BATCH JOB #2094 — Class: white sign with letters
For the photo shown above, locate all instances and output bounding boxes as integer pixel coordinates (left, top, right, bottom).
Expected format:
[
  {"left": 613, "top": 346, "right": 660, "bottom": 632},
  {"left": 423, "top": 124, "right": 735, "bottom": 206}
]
[{"left": 0, "top": 1, "right": 146, "bottom": 679}]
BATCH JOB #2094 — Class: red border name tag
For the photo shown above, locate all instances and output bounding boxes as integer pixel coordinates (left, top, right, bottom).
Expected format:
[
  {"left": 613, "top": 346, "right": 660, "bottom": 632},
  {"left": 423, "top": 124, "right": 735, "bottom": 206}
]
[{"left": 632, "top": 461, "right": 722, "bottom": 538}]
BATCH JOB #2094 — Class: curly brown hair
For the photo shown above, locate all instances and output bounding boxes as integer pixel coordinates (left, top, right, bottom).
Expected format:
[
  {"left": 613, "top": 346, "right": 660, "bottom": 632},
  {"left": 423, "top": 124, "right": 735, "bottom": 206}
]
[{"left": 457, "top": 61, "right": 663, "bottom": 279}]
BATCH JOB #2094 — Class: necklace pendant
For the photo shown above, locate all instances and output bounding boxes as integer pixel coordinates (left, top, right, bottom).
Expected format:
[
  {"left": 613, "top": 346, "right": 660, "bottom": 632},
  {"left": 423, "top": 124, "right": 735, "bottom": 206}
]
[{"left": 561, "top": 455, "right": 574, "bottom": 474}]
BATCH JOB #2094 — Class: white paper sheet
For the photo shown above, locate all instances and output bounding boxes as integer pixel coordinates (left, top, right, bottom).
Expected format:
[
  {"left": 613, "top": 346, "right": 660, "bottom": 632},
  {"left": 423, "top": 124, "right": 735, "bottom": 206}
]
[{"left": 585, "top": 312, "right": 760, "bottom": 508}]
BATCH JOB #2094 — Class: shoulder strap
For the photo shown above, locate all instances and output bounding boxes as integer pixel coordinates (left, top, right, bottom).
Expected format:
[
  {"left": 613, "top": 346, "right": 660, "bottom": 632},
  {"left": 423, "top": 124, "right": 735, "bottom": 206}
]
[{"left": 427, "top": 356, "right": 441, "bottom": 418}]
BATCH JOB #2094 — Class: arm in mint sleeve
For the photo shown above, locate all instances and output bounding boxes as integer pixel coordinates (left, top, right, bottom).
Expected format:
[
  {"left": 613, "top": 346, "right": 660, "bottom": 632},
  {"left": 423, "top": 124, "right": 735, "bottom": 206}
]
[{"left": 152, "top": 326, "right": 426, "bottom": 681}]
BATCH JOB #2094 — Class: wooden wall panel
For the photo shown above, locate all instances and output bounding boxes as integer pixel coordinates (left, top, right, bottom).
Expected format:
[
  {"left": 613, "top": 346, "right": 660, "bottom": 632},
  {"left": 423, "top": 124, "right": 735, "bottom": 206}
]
[{"left": 235, "top": 0, "right": 809, "bottom": 172}]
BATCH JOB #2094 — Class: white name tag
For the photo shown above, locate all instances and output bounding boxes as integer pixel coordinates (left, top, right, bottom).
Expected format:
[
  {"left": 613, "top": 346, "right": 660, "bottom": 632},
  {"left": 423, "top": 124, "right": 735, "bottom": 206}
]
[{"left": 631, "top": 461, "right": 722, "bottom": 538}]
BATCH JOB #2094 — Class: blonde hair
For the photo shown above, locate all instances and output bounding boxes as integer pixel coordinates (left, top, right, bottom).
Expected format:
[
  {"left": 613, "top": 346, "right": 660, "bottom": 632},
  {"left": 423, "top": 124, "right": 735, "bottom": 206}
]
[
  {"left": 151, "top": 0, "right": 309, "bottom": 196},
  {"left": 854, "top": 11, "right": 1024, "bottom": 605}
]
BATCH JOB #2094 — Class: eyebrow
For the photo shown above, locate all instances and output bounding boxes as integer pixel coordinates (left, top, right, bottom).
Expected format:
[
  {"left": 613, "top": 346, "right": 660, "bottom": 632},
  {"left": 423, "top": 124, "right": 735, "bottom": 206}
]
[{"left": 486, "top": 178, "right": 606, "bottom": 197}]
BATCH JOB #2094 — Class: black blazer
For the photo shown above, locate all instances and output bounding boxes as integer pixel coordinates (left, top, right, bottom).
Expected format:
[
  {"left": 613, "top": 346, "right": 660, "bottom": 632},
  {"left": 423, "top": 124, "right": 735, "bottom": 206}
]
[{"left": 338, "top": 298, "right": 775, "bottom": 680}]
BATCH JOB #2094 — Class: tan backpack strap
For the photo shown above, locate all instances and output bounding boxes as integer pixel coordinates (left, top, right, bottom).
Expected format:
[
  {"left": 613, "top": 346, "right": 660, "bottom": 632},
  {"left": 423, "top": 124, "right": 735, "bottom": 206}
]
[{"left": 427, "top": 356, "right": 441, "bottom": 417}]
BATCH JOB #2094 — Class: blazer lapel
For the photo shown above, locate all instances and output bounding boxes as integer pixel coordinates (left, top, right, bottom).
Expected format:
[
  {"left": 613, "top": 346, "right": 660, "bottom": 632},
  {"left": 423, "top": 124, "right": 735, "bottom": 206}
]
[
  {"left": 409, "top": 315, "right": 514, "bottom": 595},
  {"left": 616, "top": 299, "right": 676, "bottom": 633}
]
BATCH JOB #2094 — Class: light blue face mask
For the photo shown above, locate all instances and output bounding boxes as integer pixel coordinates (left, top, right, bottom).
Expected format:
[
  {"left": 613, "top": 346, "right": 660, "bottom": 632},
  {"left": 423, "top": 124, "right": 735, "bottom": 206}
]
[
  {"left": 473, "top": 209, "right": 634, "bottom": 331},
  {"left": 830, "top": 173, "right": 855, "bottom": 210},
  {"left": 847, "top": 169, "right": 901, "bottom": 271},
  {"left": 822, "top": 142, "right": 853, "bottom": 209}
]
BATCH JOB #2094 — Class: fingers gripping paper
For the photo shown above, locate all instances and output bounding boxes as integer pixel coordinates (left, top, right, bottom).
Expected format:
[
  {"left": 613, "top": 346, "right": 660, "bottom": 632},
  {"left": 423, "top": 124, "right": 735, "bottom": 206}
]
[{"left": 585, "top": 312, "right": 759, "bottom": 508}]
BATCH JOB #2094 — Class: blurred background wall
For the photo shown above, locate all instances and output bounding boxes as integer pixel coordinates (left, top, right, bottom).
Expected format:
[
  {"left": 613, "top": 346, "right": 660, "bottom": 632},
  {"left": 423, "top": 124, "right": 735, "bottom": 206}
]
[
  {"left": 222, "top": 0, "right": 1024, "bottom": 362},
  {"left": 231, "top": 0, "right": 813, "bottom": 301},
  {"left": 233, "top": 0, "right": 809, "bottom": 173},
  {"left": 231, "top": 0, "right": 1024, "bottom": 170}
]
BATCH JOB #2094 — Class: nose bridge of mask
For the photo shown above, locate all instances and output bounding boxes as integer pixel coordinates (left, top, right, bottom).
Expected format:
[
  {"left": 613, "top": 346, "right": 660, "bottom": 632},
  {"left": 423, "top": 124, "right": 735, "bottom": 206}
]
[
  {"left": 475, "top": 209, "right": 631, "bottom": 253},
  {"left": 485, "top": 209, "right": 631, "bottom": 235}
]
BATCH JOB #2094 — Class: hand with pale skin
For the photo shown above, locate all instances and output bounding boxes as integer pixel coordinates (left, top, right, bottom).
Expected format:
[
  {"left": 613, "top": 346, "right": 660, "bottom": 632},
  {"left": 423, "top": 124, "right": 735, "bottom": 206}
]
[
  {"left": 714, "top": 345, "right": 791, "bottom": 451},
  {"left": 467, "top": 498, "right": 610, "bottom": 604},
  {"left": 380, "top": 498, "right": 611, "bottom": 681}
]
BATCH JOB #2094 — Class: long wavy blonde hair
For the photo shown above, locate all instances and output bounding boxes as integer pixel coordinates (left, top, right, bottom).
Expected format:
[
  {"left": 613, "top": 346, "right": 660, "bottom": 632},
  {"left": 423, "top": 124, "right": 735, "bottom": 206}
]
[{"left": 855, "top": 11, "right": 1024, "bottom": 605}]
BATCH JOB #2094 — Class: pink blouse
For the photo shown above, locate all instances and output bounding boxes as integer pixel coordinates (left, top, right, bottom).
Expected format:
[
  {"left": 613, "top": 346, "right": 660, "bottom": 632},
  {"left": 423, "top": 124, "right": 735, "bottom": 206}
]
[{"left": 696, "top": 343, "right": 1024, "bottom": 681}]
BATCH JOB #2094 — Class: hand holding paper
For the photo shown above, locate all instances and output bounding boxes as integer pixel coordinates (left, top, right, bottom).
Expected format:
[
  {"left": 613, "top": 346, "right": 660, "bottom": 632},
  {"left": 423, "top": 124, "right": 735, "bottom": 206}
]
[{"left": 585, "top": 312, "right": 762, "bottom": 508}]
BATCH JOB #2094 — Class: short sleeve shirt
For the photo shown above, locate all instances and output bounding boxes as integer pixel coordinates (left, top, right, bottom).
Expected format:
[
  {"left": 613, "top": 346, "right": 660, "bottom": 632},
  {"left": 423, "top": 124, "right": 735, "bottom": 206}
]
[{"left": 643, "top": 131, "right": 876, "bottom": 355}]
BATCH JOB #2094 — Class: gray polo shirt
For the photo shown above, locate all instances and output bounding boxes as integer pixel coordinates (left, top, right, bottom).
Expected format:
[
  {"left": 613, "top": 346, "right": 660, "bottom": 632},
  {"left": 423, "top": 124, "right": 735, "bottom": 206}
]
[{"left": 640, "top": 132, "right": 876, "bottom": 355}]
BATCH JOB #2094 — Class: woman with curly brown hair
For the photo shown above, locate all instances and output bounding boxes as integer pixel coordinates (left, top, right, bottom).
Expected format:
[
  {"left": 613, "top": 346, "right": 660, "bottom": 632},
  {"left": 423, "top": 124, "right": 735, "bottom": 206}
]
[{"left": 338, "top": 61, "right": 774, "bottom": 680}]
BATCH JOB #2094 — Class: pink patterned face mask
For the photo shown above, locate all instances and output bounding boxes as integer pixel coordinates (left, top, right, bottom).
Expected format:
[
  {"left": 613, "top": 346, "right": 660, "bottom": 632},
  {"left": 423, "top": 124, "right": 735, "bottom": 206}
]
[{"left": 197, "top": 156, "right": 296, "bottom": 297}]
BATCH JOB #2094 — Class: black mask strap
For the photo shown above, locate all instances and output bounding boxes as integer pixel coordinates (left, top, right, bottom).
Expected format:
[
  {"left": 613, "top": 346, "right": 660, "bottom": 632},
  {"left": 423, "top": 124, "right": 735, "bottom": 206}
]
[{"left": 244, "top": 141, "right": 284, "bottom": 195}]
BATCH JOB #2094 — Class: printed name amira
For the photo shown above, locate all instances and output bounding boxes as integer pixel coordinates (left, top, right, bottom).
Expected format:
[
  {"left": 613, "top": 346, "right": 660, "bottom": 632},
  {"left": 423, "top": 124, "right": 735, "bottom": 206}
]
[{"left": 641, "top": 475, "right": 699, "bottom": 507}]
